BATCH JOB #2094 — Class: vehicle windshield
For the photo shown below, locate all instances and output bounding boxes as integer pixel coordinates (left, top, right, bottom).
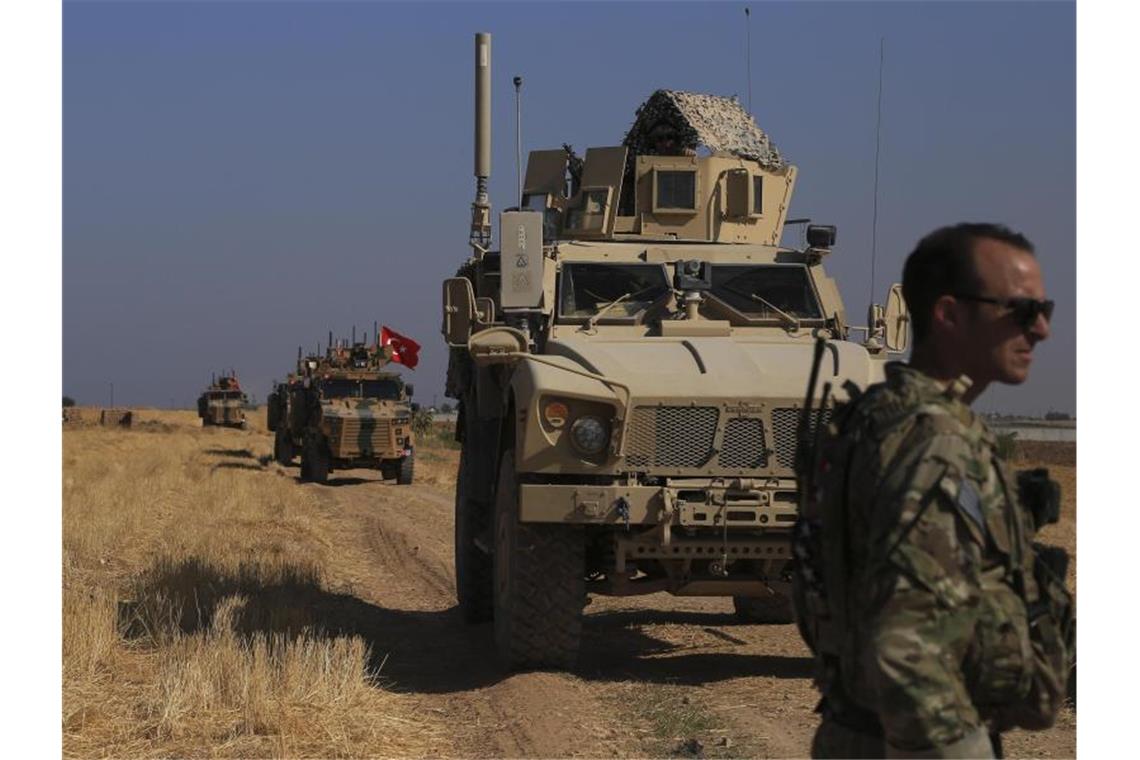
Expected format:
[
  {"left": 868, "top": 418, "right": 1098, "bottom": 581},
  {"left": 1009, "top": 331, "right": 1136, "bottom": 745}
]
[
  {"left": 558, "top": 263, "right": 671, "bottom": 321},
  {"left": 708, "top": 265, "right": 823, "bottom": 320},
  {"left": 320, "top": 379, "right": 402, "bottom": 400},
  {"left": 209, "top": 391, "right": 243, "bottom": 400}
]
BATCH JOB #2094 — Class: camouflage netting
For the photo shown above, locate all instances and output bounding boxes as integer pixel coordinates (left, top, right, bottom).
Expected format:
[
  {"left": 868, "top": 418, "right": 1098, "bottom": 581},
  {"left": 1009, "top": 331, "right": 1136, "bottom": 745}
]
[{"left": 622, "top": 89, "right": 786, "bottom": 169}]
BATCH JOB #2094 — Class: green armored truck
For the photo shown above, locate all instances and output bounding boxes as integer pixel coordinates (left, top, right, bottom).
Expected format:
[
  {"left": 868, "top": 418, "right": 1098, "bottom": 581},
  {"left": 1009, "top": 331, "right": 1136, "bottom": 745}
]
[
  {"left": 197, "top": 372, "right": 248, "bottom": 428},
  {"left": 268, "top": 341, "right": 416, "bottom": 484},
  {"left": 443, "top": 33, "right": 911, "bottom": 670}
]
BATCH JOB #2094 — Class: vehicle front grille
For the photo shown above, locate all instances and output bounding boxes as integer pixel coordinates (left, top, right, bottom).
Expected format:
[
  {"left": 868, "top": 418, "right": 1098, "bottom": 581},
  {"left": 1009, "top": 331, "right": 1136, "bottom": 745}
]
[
  {"left": 718, "top": 417, "right": 768, "bottom": 469},
  {"left": 627, "top": 406, "right": 718, "bottom": 468},
  {"left": 771, "top": 407, "right": 831, "bottom": 468},
  {"left": 330, "top": 417, "right": 393, "bottom": 456}
]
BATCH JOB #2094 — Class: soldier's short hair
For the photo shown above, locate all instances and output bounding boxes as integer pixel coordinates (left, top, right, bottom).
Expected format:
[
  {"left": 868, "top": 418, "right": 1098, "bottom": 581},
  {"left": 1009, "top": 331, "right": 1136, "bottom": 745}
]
[{"left": 902, "top": 222, "right": 1035, "bottom": 343}]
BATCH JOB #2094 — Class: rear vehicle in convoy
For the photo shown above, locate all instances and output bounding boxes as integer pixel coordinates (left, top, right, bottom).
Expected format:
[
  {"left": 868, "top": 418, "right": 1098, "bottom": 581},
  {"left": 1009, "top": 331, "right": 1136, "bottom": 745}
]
[
  {"left": 197, "top": 372, "right": 248, "bottom": 428},
  {"left": 268, "top": 340, "right": 417, "bottom": 484},
  {"left": 443, "top": 33, "right": 910, "bottom": 669}
]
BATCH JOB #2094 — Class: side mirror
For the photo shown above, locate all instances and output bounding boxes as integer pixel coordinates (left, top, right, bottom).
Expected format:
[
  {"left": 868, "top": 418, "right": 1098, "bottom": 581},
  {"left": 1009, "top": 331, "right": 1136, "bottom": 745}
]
[
  {"left": 474, "top": 296, "right": 496, "bottom": 324},
  {"left": 806, "top": 224, "right": 837, "bottom": 249},
  {"left": 405, "top": 383, "right": 415, "bottom": 398},
  {"left": 443, "top": 277, "right": 476, "bottom": 347},
  {"left": 469, "top": 326, "right": 528, "bottom": 366},
  {"left": 883, "top": 283, "right": 910, "bottom": 353}
]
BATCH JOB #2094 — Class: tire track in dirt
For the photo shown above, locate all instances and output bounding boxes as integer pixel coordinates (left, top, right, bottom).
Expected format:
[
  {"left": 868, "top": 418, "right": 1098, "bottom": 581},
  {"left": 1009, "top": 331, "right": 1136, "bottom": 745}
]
[{"left": 296, "top": 472, "right": 641, "bottom": 758}]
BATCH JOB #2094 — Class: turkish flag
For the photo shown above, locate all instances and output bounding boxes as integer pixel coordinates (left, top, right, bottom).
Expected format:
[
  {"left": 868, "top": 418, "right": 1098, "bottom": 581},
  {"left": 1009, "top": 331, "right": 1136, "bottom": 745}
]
[{"left": 381, "top": 325, "right": 421, "bottom": 369}]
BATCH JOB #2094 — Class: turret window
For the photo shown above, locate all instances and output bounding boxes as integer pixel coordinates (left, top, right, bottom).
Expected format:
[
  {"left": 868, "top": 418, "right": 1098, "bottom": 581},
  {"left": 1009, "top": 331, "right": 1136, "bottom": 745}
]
[
  {"left": 752, "top": 176, "right": 764, "bottom": 215},
  {"left": 655, "top": 170, "right": 696, "bottom": 210}
]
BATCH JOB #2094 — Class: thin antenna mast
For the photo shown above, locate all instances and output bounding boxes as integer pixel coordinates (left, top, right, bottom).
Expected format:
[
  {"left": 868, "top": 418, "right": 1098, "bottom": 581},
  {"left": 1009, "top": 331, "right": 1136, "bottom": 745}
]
[
  {"left": 513, "top": 76, "right": 523, "bottom": 209},
  {"left": 745, "top": 7, "right": 752, "bottom": 116},
  {"left": 870, "top": 37, "right": 885, "bottom": 305}
]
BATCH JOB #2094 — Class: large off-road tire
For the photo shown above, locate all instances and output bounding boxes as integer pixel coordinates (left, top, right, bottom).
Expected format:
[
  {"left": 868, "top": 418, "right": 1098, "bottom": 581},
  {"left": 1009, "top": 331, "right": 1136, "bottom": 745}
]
[
  {"left": 396, "top": 451, "right": 414, "bottom": 485},
  {"left": 733, "top": 591, "right": 795, "bottom": 624},
  {"left": 493, "top": 450, "right": 585, "bottom": 670},
  {"left": 301, "top": 435, "right": 330, "bottom": 484},
  {"left": 455, "top": 446, "right": 493, "bottom": 623},
  {"left": 274, "top": 430, "right": 294, "bottom": 466}
]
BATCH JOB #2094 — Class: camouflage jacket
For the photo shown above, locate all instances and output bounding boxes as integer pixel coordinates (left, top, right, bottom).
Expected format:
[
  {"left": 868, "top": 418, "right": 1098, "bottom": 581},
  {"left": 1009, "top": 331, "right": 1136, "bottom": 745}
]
[{"left": 797, "top": 363, "right": 1070, "bottom": 754}]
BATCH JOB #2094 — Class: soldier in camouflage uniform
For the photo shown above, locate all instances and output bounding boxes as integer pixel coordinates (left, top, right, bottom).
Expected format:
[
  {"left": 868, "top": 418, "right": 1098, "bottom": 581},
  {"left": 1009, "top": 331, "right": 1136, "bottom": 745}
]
[{"left": 794, "top": 223, "right": 1074, "bottom": 758}]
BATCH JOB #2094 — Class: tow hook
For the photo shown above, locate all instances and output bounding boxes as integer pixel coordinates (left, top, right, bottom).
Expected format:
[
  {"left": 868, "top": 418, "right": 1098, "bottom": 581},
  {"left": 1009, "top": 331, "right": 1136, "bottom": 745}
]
[{"left": 615, "top": 497, "right": 631, "bottom": 530}]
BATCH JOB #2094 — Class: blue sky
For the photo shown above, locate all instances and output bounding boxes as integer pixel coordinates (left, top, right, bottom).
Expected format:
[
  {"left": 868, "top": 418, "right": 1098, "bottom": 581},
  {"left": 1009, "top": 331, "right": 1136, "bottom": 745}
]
[{"left": 63, "top": 0, "right": 1075, "bottom": 415}]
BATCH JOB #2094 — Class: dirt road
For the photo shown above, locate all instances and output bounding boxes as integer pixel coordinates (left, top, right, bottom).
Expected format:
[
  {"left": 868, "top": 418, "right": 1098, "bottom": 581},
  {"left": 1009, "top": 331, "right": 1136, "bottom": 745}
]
[{"left": 258, "top": 448, "right": 1076, "bottom": 759}]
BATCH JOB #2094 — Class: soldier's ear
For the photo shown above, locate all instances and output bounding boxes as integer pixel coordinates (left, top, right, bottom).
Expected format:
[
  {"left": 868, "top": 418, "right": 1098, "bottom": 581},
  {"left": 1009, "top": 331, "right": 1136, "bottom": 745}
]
[{"left": 930, "top": 294, "right": 964, "bottom": 336}]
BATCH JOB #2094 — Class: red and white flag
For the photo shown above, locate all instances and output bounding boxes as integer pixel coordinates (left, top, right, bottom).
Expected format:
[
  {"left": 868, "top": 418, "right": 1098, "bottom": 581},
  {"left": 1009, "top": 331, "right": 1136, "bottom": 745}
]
[{"left": 381, "top": 325, "right": 421, "bottom": 369}]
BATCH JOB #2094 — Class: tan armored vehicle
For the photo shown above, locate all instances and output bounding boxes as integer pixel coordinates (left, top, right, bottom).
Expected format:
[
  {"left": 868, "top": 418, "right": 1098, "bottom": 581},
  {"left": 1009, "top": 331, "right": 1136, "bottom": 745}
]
[
  {"left": 266, "top": 350, "right": 314, "bottom": 466},
  {"left": 269, "top": 340, "right": 417, "bottom": 484},
  {"left": 197, "top": 372, "right": 248, "bottom": 428},
  {"left": 443, "top": 34, "right": 910, "bottom": 669}
]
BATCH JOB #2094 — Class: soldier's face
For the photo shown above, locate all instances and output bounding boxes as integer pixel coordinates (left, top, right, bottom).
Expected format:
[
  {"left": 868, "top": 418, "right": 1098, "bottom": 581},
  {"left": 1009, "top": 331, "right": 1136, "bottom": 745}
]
[{"left": 958, "top": 239, "right": 1051, "bottom": 386}]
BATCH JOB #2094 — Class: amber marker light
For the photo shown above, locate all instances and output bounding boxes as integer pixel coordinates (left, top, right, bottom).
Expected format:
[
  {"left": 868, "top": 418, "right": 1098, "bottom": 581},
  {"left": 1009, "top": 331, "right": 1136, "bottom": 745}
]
[{"left": 543, "top": 401, "right": 569, "bottom": 428}]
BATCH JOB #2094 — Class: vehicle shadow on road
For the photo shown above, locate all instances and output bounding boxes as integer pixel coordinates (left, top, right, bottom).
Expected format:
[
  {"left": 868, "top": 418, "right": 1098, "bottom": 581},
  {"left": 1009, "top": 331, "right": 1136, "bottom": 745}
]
[
  {"left": 577, "top": 610, "right": 813, "bottom": 684},
  {"left": 292, "top": 475, "right": 382, "bottom": 487},
  {"left": 118, "top": 555, "right": 503, "bottom": 693},
  {"left": 212, "top": 462, "right": 266, "bottom": 472},
  {"left": 204, "top": 447, "right": 257, "bottom": 459},
  {"left": 120, "top": 555, "right": 811, "bottom": 695}
]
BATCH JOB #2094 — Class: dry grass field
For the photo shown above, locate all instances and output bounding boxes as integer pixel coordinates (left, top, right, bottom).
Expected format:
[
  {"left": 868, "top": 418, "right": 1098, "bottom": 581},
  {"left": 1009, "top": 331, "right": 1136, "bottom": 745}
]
[
  {"left": 63, "top": 409, "right": 1075, "bottom": 758},
  {"left": 63, "top": 408, "right": 454, "bottom": 758}
]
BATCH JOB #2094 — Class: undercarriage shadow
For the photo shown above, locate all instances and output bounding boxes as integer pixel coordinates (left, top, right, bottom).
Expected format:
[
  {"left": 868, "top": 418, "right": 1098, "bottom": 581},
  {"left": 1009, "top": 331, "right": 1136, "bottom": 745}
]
[
  {"left": 577, "top": 609, "right": 813, "bottom": 683},
  {"left": 291, "top": 475, "right": 378, "bottom": 487}
]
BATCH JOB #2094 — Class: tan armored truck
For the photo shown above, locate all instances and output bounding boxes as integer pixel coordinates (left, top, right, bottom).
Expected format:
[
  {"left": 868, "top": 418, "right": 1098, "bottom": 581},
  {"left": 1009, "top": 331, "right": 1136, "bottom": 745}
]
[
  {"left": 271, "top": 341, "right": 417, "bottom": 484},
  {"left": 266, "top": 351, "right": 315, "bottom": 466},
  {"left": 443, "top": 33, "right": 910, "bottom": 670},
  {"left": 197, "top": 372, "right": 248, "bottom": 428}
]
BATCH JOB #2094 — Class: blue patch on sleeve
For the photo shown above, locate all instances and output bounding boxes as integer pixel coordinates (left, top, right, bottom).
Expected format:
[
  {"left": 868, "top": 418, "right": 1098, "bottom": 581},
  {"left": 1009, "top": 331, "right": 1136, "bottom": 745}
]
[{"left": 956, "top": 480, "right": 985, "bottom": 534}]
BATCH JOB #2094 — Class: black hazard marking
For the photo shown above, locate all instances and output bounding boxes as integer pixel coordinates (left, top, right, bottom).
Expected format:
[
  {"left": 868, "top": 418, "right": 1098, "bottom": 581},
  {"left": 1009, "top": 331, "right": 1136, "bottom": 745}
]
[{"left": 956, "top": 480, "right": 986, "bottom": 535}]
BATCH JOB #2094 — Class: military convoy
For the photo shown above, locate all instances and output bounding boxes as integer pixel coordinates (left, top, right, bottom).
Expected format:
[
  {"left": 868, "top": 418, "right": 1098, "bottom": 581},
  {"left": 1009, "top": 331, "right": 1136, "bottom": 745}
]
[
  {"left": 442, "top": 33, "right": 910, "bottom": 669},
  {"left": 267, "top": 338, "right": 417, "bottom": 485},
  {"left": 197, "top": 372, "right": 248, "bottom": 428}
]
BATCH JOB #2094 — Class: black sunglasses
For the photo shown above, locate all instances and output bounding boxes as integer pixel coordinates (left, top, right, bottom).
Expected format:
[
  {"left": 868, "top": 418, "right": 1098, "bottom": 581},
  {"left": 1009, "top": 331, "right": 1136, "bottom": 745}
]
[{"left": 953, "top": 293, "right": 1055, "bottom": 330}]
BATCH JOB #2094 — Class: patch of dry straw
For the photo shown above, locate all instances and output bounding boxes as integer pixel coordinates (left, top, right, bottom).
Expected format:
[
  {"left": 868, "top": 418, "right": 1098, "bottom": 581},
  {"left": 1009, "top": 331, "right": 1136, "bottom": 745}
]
[{"left": 63, "top": 412, "right": 448, "bottom": 757}]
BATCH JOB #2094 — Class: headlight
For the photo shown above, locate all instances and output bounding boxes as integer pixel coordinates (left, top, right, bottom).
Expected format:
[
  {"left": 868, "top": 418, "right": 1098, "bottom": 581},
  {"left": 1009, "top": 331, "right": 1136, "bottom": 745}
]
[{"left": 569, "top": 415, "right": 609, "bottom": 455}]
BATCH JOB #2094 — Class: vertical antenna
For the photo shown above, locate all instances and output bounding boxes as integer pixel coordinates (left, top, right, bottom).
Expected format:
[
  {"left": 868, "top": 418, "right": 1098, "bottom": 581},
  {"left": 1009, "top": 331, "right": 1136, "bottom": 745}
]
[
  {"left": 513, "top": 75, "right": 523, "bottom": 209},
  {"left": 471, "top": 33, "right": 492, "bottom": 247},
  {"left": 745, "top": 7, "right": 752, "bottom": 116},
  {"left": 109, "top": 381, "right": 114, "bottom": 408},
  {"left": 870, "top": 37, "right": 885, "bottom": 305}
]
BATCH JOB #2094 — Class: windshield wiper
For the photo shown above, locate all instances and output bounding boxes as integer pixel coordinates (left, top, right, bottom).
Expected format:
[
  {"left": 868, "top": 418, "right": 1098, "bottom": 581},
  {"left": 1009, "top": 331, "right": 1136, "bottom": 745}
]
[
  {"left": 579, "top": 284, "right": 665, "bottom": 332},
  {"left": 748, "top": 292, "right": 801, "bottom": 330},
  {"left": 718, "top": 283, "right": 801, "bottom": 330},
  {"left": 581, "top": 292, "right": 633, "bottom": 333}
]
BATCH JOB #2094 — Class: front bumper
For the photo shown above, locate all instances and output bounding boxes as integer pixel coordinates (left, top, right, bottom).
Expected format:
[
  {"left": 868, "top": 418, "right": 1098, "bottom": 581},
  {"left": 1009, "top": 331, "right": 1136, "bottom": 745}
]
[{"left": 518, "top": 478, "right": 799, "bottom": 527}]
